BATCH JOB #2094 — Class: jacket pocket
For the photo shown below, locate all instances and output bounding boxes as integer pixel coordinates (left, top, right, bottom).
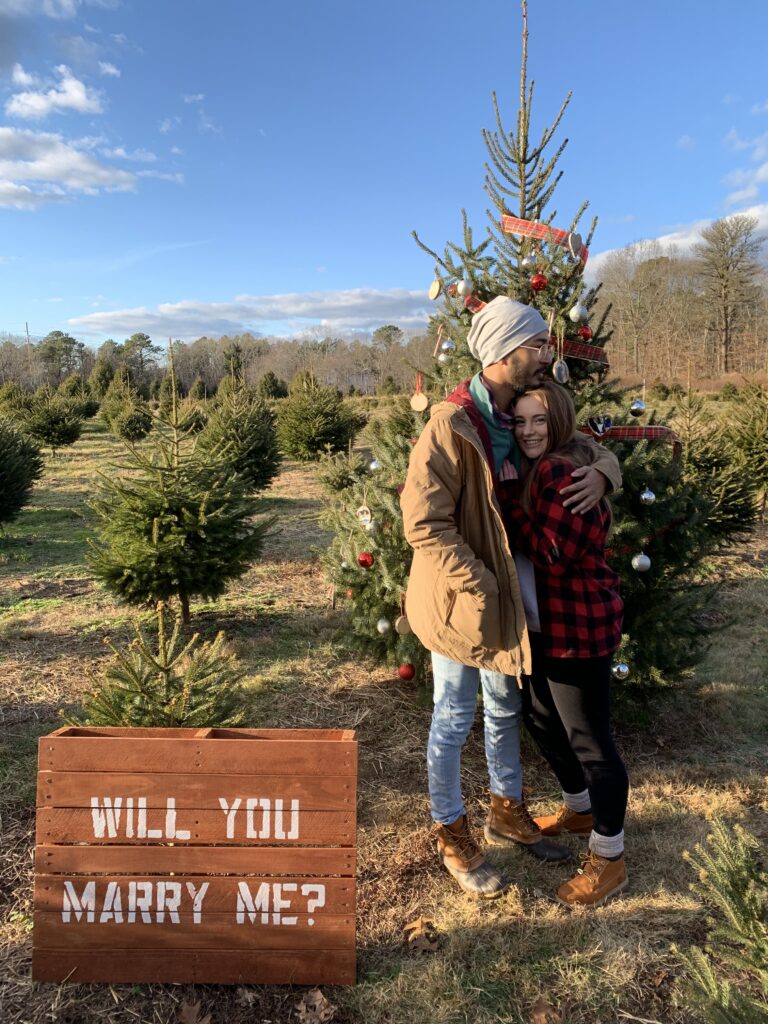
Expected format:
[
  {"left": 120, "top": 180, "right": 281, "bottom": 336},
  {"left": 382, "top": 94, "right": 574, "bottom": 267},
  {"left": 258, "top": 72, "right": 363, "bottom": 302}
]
[{"left": 446, "top": 586, "right": 502, "bottom": 650}]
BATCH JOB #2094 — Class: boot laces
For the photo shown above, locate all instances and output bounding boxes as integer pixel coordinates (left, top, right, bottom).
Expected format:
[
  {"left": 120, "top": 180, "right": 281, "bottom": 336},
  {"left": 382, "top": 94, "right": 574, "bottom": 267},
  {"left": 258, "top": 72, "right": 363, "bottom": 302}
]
[
  {"left": 511, "top": 799, "right": 538, "bottom": 834},
  {"left": 436, "top": 820, "right": 480, "bottom": 861},
  {"left": 577, "top": 850, "right": 604, "bottom": 880}
]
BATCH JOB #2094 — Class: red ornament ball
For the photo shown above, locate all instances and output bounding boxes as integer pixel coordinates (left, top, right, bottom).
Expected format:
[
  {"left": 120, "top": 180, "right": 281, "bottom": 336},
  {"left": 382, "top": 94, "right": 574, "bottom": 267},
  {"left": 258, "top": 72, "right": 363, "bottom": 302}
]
[
  {"left": 357, "top": 552, "right": 375, "bottom": 569},
  {"left": 346, "top": 587, "right": 354, "bottom": 598},
  {"left": 577, "top": 325, "right": 593, "bottom": 340},
  {"left": 398, "top": 663, "right": 416, "bottom": 681},
  {"left": 530, "top": 274, "right": 549, "bottom": 291}
]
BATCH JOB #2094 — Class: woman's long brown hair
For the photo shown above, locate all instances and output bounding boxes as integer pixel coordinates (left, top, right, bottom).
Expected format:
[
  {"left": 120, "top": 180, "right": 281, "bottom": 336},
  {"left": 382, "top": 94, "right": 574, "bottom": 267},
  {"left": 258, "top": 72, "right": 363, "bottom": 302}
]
[{"left": 516, "top": 381, "right": 608, "bottom": 519}]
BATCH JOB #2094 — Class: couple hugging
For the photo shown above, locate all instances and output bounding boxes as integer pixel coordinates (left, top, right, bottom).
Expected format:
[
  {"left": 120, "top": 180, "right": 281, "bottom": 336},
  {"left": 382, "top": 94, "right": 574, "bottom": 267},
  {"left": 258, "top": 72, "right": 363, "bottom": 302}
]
[{"left": 400, "top": 296, "right": 628, "bottom": 908}]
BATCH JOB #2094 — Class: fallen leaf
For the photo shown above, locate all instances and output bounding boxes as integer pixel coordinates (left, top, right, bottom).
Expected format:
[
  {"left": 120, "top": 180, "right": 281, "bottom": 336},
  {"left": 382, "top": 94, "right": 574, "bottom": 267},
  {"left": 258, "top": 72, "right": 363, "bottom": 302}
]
[
  {"left": 178, "top": 1000, "right": 212, "bottom": 1024},
  {"left": 295, "top": 987, "right": 337, "bottom": 1024},
  {"left": 236, "top": 986, "right": 258, "bottom": 1007},
  {"left": 403, "top": 915, "right": 440, "bottom": 954},
  {"left": 531, "top": 995, "right": 562, "bottom": 1024}
]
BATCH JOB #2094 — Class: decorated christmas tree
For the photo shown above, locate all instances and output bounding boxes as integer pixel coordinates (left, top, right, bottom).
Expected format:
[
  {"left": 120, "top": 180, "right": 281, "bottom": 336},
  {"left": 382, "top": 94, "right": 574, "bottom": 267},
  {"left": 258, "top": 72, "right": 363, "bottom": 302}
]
[{"left": 322, "top": 0, "right": 754, "bottom": 687}]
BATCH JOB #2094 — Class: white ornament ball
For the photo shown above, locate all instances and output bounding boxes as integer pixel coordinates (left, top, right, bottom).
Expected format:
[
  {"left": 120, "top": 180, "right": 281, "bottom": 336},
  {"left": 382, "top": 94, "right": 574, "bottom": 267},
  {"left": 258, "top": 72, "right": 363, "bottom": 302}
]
[
  {"left": 456, "top": 278, "right": 472, "bottom": 297},
  {"left": 631, "top": 552, "right": 652, "bottom": 573},
  {"left": 340, "top": 561, "right": 349, "bottom": 570},
  {"left": 568, "top": 302, "right": 589, "bottom": 323},
  {"left": 441, "top": 339, "right": 457, "bottom": 352},
  {"left": 437, "top": 352, "right": 450, "bottom": 364},
  {"left": 630, "top": 398, "right": 646, "bottom": 417},
  {"left": 369, "top": 458, "right": 380, "bottom": 471},
  {"left": 376, "top": 617, "right": 391, "bottom": 635},
  {"left": 612, "top": 662, "right": 630, "bottom": 681},
  {"left": 640, "top": 487, "right": 656, "bottom": 506}
]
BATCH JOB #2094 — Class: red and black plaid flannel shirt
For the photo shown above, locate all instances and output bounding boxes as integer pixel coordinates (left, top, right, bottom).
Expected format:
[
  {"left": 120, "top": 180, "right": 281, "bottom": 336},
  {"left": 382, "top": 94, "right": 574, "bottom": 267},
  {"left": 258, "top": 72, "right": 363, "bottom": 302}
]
[{"left": 506, "top": 458, "right": 623, "bottom": 659}]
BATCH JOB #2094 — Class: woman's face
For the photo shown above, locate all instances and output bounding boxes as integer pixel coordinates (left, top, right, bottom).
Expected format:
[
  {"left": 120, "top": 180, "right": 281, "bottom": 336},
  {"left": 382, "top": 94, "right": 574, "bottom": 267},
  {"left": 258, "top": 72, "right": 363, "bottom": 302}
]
[{"left": 513, "top": 393, "right": 549, "bottom": 459}]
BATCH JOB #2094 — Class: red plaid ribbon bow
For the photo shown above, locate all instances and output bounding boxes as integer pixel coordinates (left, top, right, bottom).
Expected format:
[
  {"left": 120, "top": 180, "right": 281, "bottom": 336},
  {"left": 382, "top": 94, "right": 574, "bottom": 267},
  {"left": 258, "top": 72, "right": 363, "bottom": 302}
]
[{"left": 501, "top": 215, "right": 590, "bottom": 266}]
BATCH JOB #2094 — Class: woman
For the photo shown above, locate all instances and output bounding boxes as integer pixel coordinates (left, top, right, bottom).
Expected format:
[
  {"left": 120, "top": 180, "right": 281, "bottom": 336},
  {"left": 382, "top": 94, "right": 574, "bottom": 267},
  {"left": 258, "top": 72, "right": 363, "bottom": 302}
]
[{"left": 508, "top": 381, "right": 629, "bottom": 907}]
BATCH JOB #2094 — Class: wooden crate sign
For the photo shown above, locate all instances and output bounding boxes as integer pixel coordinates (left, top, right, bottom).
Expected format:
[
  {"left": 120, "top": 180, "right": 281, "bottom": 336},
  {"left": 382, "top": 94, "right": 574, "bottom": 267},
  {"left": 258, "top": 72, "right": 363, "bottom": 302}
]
[{"left": 32, "top": 726, "right": 357, "bottom": 986}]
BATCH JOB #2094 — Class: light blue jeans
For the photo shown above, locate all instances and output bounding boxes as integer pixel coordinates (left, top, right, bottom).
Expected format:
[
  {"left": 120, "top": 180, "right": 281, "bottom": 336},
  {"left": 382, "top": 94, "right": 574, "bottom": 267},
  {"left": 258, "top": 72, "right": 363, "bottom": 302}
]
[{"left": 427, "top": 651, "right": 523, "bottom": 825}]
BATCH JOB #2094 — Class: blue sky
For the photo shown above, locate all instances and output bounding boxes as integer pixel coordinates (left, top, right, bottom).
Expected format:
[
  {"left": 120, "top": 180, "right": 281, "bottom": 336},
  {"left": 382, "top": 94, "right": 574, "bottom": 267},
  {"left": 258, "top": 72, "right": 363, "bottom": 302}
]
[{"left": 2, "top": 0, "right": 768, "bottom": 344}]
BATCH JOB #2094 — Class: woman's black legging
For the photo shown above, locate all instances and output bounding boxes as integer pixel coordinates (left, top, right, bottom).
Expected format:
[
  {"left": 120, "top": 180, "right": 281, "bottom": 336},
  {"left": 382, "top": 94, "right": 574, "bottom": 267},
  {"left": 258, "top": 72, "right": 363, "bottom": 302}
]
[{"left": 522, "top": 632, "right": 629, "bottom": 837}]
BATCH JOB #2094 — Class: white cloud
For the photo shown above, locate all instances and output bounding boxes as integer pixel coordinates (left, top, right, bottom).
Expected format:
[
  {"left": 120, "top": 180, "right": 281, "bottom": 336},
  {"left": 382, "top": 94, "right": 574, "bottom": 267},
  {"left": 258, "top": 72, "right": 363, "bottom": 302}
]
[
  {"left": 0, "top": 0, "right": 119, "bottom": 17},
  {"left": 68, "top": 288, "right": 431, "bottom": 340},
  {"left": 676, "top": 134, "right": 695, "bottom": 150},
  {"left": 0, "top": 125, "right": 135, "bottom": 207},
  {"left": 182, "top": 92, "right": 204, "bottom": 104},
  {"left": 98, "top": 61, "right": 120, "bottom": 77},
  {"left": 751, "top": 100, "right": 768, "bottom": 114},
  {"left": 101, "top": 145, "right": 156, "bottom": 162},
  {"left": 170, "top": 145, "right": 183, "bottom": 155},
  {"left": 136, "top": 169, "right": 183, "bottom": 183},
  {"left": 158, "top": 115, "right": 180, "bottom": 134},
  {"left": 11, "top": 63, "right": 38, "bottom": 87},
  {"left": 5, "top": 64, "right": 102, "bottom": 119},
  {"left": 588, "top": 204, "right": 768, "bottom": 282},
  {"left": 197, "top": 108, "right": 220, "bottom": 134}
]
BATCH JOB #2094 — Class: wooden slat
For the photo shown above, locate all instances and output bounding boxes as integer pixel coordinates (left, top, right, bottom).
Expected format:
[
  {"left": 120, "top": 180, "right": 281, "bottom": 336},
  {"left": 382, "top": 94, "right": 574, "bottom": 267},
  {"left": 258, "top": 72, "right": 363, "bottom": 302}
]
[
  {"left": 35, "top": 844, "right": 356, "bottom": 876},
  {"left": 46, "top": 727, "right": 354, "bottom": 741},
  {"left": 37, "top": 807, "right": 354, "bottom": 846},
  {"left": 37, "top": 771, "right": 355, "bottom": 810},
  {"left": 31, "top": 948, "right": 356, "bottom": 985},
  {"left": 39, "top": 736, "right": 357, "bottom": 775},
  {"left": 34, "top": 913, "right": 355, "bottom": 950},
  {"left": 35, "top": 875, "right": 355, "bottom": 914}
]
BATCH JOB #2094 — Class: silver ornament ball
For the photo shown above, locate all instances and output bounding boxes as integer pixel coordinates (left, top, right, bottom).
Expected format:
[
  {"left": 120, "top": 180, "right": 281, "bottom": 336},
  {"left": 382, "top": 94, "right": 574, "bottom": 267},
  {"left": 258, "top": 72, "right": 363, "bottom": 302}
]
[
  {"left": 612, "top": 662, "right": 630, "bottom": 681},
  {"left": 369, "top": 458, "right": 380, "bottom": 471},
  {"left": 437, "top": 352, "right": 450, "bottom": 364},
  {"left": 522, "top": 255, "right": 536, "bottom": 269},
  {"left": 456, "top": 278, "right": 472, "bottom": 297},
  {"left": 631, "top": 552, "right": 652, "bottom": 573},
  {"left": 568, "top": 302, "right": 589, "bottom": 323},
  {"left": 376, "top": 617, "right": 391, "bottom": 635},
  {"left": 441, "top": 339, "right": 457, "bottom": 352},
  {"left": 640, "top": 487, "right": 656, "bottom": 506},
  {"left": 630, "top": 399, "right": 646, "bottom": 417}
]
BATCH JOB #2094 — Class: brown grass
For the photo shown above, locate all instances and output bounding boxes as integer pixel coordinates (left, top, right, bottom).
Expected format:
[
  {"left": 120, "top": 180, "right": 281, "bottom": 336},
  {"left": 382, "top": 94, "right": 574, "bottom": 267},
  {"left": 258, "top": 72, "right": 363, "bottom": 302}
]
[{"left": 1, "top": 423, "right": 766, "bottom": 1024}]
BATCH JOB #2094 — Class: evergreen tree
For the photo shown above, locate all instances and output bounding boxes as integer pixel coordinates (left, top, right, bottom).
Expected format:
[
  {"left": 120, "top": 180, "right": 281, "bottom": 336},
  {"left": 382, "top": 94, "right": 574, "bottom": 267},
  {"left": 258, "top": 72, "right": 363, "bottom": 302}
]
[
  {"left": 197, "top": 380, "right": 281, "bottom": 491},
  {"left": 189, "top": 375, "right": 207, "bottom": 401},
  {"left": 277, "top": 371, "right": 366, "bottom": 461},
  {"left": 0, "top": 381, "right": 33, "bottom": 416},
  {"left": 58, "top": 374, "right": 99, "bottom": 418},
  {"left": 88, "top": 349, "right": 275, "bottom": 622},
  {"left": 0, "top": 418, "right": 44, "bottom": 527},
  {"left": 100, "top": 371, "right": 152, "bottom": 442},
  {"left": 257, "top": 370, "right": 289, "bottom": 401},
  {"left": 72, "top": 604, "right": 246, "bottom": 728},
  {"left": 726, "top": 381, "right": 768, "bottom": 518},
  {"left": 88, "top": 355, "right": 115, "bottom": 399},
  {"left": 19, "top": 387, "right": 82, "bottom": 455},
  {"left": 322, "top": 0, "right": 755, "bottom": 686}
]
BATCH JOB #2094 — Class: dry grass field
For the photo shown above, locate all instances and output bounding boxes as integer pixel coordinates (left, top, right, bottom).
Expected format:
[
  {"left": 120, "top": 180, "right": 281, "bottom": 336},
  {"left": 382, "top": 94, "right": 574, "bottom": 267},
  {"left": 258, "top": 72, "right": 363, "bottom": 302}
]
[{"left": 1, "top": 420, "right": 766, "bottom": 1024}]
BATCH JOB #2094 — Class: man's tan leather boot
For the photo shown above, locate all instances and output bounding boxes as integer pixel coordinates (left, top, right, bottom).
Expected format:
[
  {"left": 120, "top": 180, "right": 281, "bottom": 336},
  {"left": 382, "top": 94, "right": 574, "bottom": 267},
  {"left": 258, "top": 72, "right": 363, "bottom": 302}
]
[
  {"left": 434, "top": 814, "right": 508, "bottom": 898},
  {"left": 556, "top": 851, "right": 628, "bottom": 907},
  {"left": 484, "top": 792, "right": 571, "bottom": 862},
  {"left": 535, "top": 803, "right": 593, "bottom": 836}
]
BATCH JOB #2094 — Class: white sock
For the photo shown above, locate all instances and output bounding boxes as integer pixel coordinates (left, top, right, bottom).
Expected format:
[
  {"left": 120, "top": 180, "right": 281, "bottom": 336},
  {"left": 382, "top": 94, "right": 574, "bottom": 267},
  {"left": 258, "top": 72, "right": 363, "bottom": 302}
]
[
  {"left": 589, "top": 829, "right": 624, "bottom": 859},
  {"left": 562, "top": 789, "right": 591, "bottom": 813}
]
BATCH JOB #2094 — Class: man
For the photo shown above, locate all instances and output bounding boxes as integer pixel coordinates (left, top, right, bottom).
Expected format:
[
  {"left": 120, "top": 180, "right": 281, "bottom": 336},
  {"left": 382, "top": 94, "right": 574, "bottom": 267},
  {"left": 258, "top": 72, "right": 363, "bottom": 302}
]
[{"left": 400, "top": 296, "right": 621, "bottom": 897}]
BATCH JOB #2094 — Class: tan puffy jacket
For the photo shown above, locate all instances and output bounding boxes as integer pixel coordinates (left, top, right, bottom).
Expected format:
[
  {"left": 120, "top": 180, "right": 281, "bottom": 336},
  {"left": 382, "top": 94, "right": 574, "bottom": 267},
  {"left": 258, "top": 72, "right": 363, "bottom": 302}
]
[{"left": 400, "top": 398, "right": 621, "bottom": 679}]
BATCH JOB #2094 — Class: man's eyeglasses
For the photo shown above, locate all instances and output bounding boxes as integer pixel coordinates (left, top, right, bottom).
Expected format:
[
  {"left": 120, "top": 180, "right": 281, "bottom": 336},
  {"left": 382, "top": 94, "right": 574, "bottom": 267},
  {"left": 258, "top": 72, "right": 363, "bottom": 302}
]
[{"left": 519, "top": 342, "right": 555, "bottom": 363}]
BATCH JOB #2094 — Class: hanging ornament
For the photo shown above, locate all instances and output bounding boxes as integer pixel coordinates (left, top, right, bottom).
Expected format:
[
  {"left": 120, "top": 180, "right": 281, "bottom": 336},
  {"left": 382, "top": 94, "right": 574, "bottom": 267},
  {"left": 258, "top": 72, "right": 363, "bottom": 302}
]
[
  {"left": 551, "top": 317, "right": 569, "bottom": 383},
  {"left": 640, "top": 486, "right": 656, "bottom": 506},
  {"left": 552, "top": 359, "right": 570, "bottom": 384},
  {"left": 364, "top": 519, "right": 377, "bottom": 534},
  {"left": 631, "top": 552, "right": 651, "bottom": 573},
  {"left": 376, "top": 617, "right": 391, "bottom": 635},
  {"left": 358, "top": 552, "right": 375, "bottom": 569},
  {"left": 456, "top": 278, "right": 472, "bottom": 297},
  {"left": 410, "top": 370, "right": 429, "bottom": 412},
  {"left": 394, "top": 614, "right": 411, "bottom": 635},
  {"left": 437, "top": 352, "right": 450, "bottom": 364},
  {"left": 441, "top": 339, "right": 456, "bottom": 353},
  {"left": 586, "top": 415, "right": 613, "bottom": 438},
  {"left": 576, "top": 325, "right": 593, "bottom": 340},
  {"left": 369, "top": 458, "right": 380, "bottom": 471},
  {"left": 345, "top": 587, "right": 354, "bottom": 598},
  {"left": 567, "top": 232, "right": 583, "bottom": 260},
  {"left": 340, "top": 560, "right": 349, "bottom": 570},
  {"left": 568, "top": 302, "right": 589, "bottom": 323},
  {"left": 521, "top": 254, "right": 536, "bottom": 269},
  {"left": 447, "top": 283, "right": 459, "bottom": 297},
  {"left": 398, "top": 663, "right": 416, "bottom": 681},
  {"left": 629, "top": 399, "right": 646, "bottom": 417},
  {"left": 428, "top": 279, "right": 442, "bottom": 300},
  {"left": 530, "top": 273, "right": 548, "bottom": 291},
  {"left": 356, "top": 505, "right": 372, "bottom": 527},
  {"left": 611, "top": 662, "right": 630, "bottom": 681}
]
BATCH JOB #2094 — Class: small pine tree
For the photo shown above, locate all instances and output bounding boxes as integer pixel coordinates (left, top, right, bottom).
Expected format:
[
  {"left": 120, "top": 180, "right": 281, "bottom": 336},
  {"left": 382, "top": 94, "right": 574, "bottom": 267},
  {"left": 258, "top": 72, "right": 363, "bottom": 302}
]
[
  {"left": 88, "top": 347, "right": 275, "bottom": 622},
  {"left": 158, "top": 373, "right": 183, "bottom": 416},
  {"left": 71, "top": 605, "right": 246, "bottom": 728},
  {"left": 0, "top": 382, "right": 33, "bottom": 416},
  {"left": 257, "top": 370, "right": 289, "bottom": 401},
  {"left": 58, "top": 375, "right": 99, "bottom": 419},
  {"left": 320, "top": 405, "right": 429, "bottom": 681},
  {"left": 278, "top": 371, "right": 366, "bottom": 461},
  {"left": 726, "top": 381, "right": 768, "bottom": 518},
  {"left": 19, "top": 387, "right": 82, "bottom": 455},
  {"left": 88, "top": 356, "right": 115, "bottom": 399},
  {"left": 189, "top": 376, "right": 207, "bottom": 401},
  {"left": 112, "top": 403, "right": 153, "bottom": 442},
  {"left": 197, "top": 380, "right": 280, "bottom": 491},
  {"left": 675, "top": 818, "right": 768, "bottom": 1023},
  {"left": 0, "top": 418, "right": 44, "bottom": 527}
]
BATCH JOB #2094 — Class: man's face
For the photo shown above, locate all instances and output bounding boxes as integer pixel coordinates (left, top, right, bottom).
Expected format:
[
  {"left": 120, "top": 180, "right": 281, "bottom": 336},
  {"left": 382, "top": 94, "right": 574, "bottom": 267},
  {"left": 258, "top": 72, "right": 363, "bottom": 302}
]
[{"left": 503, "top": 331, "right": 553, "bottom": 389}]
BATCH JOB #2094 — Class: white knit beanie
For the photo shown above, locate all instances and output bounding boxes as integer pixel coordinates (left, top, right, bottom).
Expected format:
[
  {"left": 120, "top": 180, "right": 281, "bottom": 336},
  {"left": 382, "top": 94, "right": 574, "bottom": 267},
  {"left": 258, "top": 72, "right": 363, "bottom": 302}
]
[{"left": 466, "top": 296, "right": 548, "bottom": 368}]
